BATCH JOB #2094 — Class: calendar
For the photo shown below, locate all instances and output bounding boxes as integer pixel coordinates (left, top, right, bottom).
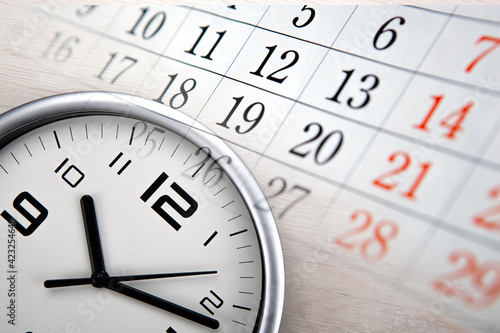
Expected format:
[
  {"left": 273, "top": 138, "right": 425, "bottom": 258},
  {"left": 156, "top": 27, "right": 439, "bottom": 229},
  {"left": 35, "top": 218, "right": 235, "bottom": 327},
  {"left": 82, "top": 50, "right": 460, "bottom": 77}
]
[{"left": 1, "top": 4, "right": 500, "bottom": 332}]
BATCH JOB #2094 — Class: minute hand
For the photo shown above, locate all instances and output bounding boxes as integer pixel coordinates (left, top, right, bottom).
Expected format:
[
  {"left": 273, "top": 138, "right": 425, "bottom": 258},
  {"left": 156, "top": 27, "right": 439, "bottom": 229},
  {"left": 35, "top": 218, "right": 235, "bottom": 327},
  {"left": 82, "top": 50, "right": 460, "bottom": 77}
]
[
  {"left": 106, "top": 281, "right": 220, "bottom": 329},
  {"left": 44, "top": 270, "right": 218, "bottom": 288}
]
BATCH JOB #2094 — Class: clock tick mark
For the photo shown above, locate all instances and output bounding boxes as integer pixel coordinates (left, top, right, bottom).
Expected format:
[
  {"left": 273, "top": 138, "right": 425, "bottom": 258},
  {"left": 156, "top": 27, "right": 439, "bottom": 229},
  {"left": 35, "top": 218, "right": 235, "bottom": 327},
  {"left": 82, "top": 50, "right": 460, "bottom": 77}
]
[
  {"left": 204, "top": 174, "right": 217, "bottom": 185},
  {"left": 233, "top": 320, "right": 247, "bottom": 326},
  {"left": 69, "top": 127, "right": 74, "bottom": 141},
  {"left": 1, "top": 164, "right": 8, "bottom": 174},
  {"left": 237, "top": 245, "right": 251, "bottom": 250},
  {"left": 239, "top": 261, "right": 254, "bottom": 264},
  {"left": 10, "top": 153, "right": 19, "bottom": 165},
  {"left": 230, "top": 229, "right": 247, "bottom": 237},
  {"left": 239, "top": 291, "right": 254, "bottom": 295},
  {"left": 53, "top": 130, "right": 61, "bottom": 149},
  {"left": 228, "top": 214, "right": 242, "bottom": 222},
  {"left": 158, "top": 137, "right": 165, "bottom": 151},
  {"left": 233, "top": 304, "right": 251, "bottom": 311},
  {"left": 213, "top": 187, "right": 226, "bottom": 196},
  {"left": 85, "top": 124, "right": 89, "bottom": 139},
  {"left": 192, "top": 162, "right": 205, "bottom": 177},
  {"left": 221, "top": 200, "right": 234, "bottom": 209},
  {"left": 39, "top": 136, "right": 46, "bottom": 150},
  {"left": 171, "top": 143, "right": 179, "bottom": 157},
  {"left": 24, "top": 144, "right": 32, "bottom": 157},
  {"left": 129, "top": 126, "right": 135, "bottom": 145},
  {"left": 183, "top": 153, "right": 192, "bottom": 165}
]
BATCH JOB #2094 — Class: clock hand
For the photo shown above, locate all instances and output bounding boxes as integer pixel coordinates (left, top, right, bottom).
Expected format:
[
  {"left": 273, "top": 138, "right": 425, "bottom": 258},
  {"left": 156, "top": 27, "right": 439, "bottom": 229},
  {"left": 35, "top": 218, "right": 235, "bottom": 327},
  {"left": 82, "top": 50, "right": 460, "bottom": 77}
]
[
  {"left": 79, "top": 194, "right": 218, "bottom": 328},
  {"left": 80, "top": 195, "right": 108, "bottom": 284},
  {"left": 44, "top": 270, "right": 218, "bottom": 288},
  {"left": 106, "top": 280, "right": 220, "bottom": 329}
]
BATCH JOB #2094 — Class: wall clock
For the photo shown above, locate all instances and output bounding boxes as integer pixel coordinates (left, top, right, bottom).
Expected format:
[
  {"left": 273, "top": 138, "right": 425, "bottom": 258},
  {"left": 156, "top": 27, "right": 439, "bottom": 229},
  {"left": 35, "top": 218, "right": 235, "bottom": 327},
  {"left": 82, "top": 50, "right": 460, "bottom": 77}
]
[{"left": 0, "top": 92, "right": 284, "bottom": 333}]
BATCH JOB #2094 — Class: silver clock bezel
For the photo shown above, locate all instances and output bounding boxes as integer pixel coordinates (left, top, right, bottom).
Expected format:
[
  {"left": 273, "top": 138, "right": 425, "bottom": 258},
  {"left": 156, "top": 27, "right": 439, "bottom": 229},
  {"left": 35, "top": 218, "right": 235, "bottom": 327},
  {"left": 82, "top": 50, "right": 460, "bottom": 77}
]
[{"left": 0, "top": 91, "right": 285, "bottom": 333}]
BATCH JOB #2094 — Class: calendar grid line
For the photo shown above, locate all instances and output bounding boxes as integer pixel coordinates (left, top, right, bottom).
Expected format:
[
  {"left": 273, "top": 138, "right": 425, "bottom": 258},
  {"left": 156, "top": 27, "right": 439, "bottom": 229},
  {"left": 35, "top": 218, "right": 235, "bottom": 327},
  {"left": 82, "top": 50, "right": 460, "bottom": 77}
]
[
  {"left": 410, "top": 5, "right": 500, "bottom": 26},
  {"left": 168, "top": 115, "right": 500, "bottom": 254},
  {"left": 256, "top": 6, "right": 358, "bottom": 166},
  {"left": 51, "top": 9, "right": 500, "bottom": 100},
  {"left": 46, "top": 9, "right": 500, "bottom": 177},
  {"left": 184, "top": 6, "right": 500, "bottom": 96},
  {"left": 256, "top": 149, "right": 500, "bottom": 254},
  {"left": 304, "top": 9, "right": 455, "bottom": 249},
  {"left": 134, "top": 6, "right": 196, "bottom": 97},
  {"left": 3, "top": 5, "right": 500, "bottom": 331}
]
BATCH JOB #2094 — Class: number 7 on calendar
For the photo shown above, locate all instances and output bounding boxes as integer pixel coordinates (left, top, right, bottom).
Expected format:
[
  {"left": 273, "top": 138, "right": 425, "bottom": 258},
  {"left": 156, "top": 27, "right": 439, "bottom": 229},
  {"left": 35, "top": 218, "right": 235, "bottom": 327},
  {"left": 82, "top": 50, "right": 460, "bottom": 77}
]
[{"left": 465, "top": 35, "right": 500, "bottom": 73}]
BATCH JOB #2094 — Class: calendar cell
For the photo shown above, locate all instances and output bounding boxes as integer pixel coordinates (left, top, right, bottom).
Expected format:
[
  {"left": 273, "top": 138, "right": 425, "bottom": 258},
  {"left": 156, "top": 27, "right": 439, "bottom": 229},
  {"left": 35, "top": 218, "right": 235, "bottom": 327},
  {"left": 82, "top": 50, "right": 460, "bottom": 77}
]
[
  {"left": 194, "top": 5, "right": 268, "bottom": 25},
  {"left": 164, "top": 10, "right": 255, "bottom": 75},
  {"left": 455, "top": 6, "right": 500, "bottom": 23},
  {"left": 410, "top": 230, "right": 500, "bottom": 330},
  {"left": 258, "top": 5, "right": 355, "bottom": 47},
  {"left": 325, "top": 189, "right": 431, "bottom": 269},
  {"left": 445, "top": 166, "right": 500, "bottom": 244},
  {"left": 334, "top": 6, "right": 448, "bottom": 71},
  {"left": 384, "top": 75, "right": 500, "bottom": 157},
  {"left": 105, "top": 6, "right": 189, "bottom": 54},
  {"left": 483, "top": 126, "right": 500, "bottom": 166},
  {"left": 195, "top": 78, "right": 294, "bottom": 153},
  {"left": 349, "top": 131, "right": 470, "bottom": 218},
  {"left": 264, "top": 104, "right": 375, "bottom": 184},
  {"left": 226, "top": 28, "right": 328, "bottom": 100},
  {"left": 55, "top": 5, "right": 119, "bottom": 32},
  {"left": 421, "top": 16, "right": 500, "bottom": 89},
  {"left": 252, "top": 157, "right": 334, "bottom": 225},
  {"left": 80, "top": 38, "right": 159, "bottom": 93},
  {"left": 136, "top": 57, "right": 222, "bottom": 120},
  {"left": 300, "top": 49, "right": 412, "bottom": 127},
  {"left": 31, "top": 20, "right": 101, "bottom": 75}
]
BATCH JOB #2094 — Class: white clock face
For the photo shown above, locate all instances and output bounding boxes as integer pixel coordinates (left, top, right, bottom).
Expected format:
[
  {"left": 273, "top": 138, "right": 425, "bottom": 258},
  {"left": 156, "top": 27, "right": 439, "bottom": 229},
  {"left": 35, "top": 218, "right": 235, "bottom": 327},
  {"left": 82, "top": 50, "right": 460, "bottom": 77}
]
[{"left": 0, "top": 113, "right": 265, "bottom": 333}]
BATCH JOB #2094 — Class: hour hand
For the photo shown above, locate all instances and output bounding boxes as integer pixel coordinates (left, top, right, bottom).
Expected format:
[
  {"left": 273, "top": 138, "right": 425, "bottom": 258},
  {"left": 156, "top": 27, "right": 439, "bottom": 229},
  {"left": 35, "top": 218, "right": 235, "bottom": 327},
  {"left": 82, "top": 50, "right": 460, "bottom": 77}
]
[
  {"left": 81, "top": 195, "right": 106, "bottom": 276},
  {"left": 106, "top": 281, "right": 220, "bottom": 329}
]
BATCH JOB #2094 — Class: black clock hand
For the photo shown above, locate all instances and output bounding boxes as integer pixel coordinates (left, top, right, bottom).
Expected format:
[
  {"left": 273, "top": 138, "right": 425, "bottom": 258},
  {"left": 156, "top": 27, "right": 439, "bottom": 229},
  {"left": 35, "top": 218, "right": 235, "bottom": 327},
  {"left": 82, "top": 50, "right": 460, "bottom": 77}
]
[
  {"left": 44, "top": 270, "right": 218, "bottom": 288},
  {"left": 81, "top": 195, "right": 107, "bottom": 278},
  {"left": 106, "top": 280, "right": 220, "bottom": 329}
]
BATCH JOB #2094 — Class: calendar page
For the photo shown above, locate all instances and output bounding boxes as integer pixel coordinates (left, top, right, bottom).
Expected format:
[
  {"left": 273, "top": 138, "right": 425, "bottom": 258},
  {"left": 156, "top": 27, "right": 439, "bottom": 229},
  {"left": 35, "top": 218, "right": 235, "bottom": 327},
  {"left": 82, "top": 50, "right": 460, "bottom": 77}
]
[{"left": 1, "top": 4, "right": 500, "bottom": 332}]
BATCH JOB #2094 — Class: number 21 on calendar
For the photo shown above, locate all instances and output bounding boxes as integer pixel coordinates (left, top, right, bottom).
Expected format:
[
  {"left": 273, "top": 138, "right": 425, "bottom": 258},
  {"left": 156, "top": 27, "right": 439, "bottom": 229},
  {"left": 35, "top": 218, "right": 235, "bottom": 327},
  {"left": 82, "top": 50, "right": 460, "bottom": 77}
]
[{"left": 372, "top": 151, "right": 432, "bottom": 201}]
